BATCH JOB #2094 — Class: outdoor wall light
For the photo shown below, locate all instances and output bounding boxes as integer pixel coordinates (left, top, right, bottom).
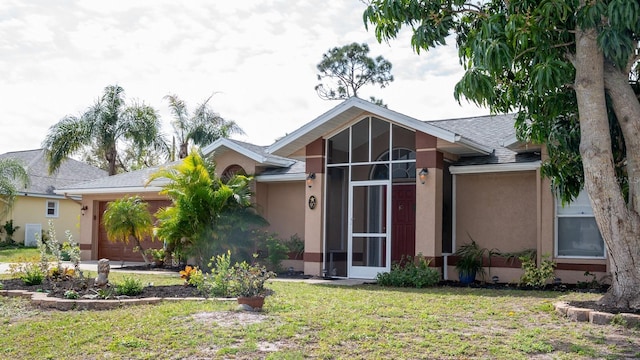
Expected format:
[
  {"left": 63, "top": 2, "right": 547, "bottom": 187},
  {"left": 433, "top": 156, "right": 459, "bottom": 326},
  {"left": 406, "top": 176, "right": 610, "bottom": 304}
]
[
  {"left": 306, "top": 172, "right": 316, "bottom": 188},
  {"left": 419, "top": 168, "right": 428, "bottom": 184},
  {"left": 81, "top": 205, "right": 89, "bottom": 216}
]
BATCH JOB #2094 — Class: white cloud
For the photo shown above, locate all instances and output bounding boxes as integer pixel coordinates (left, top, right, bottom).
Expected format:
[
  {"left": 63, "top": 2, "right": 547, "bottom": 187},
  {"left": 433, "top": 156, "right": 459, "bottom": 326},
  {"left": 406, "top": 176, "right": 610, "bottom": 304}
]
[{"left": 0, "top": 1, "right": 488, "bottom": 154}]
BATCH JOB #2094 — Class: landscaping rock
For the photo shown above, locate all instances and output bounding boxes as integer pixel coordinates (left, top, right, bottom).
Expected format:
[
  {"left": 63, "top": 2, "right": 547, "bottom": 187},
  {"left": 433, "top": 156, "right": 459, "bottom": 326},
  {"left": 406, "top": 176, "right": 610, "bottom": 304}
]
[
  {"left": 566, "top": 307, "right": 590, "bottom": 322},
  {"left": 589, "top": 311, "right": 614, "bottom": 325}
]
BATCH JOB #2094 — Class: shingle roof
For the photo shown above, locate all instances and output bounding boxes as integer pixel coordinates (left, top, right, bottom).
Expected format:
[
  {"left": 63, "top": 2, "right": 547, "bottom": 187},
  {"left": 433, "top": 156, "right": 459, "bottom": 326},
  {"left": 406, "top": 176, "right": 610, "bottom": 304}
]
[
  {"left": 428, "top": 114, "right": 540, "bottom": 165},
  {"left": 0, "top": 149, "right": 108, "bottom": 195},
  {"left": 59, "top": 163, "right": 175, "bottom": 191}
]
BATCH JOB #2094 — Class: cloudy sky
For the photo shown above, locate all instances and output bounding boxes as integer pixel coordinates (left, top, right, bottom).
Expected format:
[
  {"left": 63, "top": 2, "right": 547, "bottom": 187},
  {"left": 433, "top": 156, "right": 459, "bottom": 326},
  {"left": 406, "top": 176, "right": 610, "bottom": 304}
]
[{"left": 0, "top": 1, "right": 488, "bottom": 155}]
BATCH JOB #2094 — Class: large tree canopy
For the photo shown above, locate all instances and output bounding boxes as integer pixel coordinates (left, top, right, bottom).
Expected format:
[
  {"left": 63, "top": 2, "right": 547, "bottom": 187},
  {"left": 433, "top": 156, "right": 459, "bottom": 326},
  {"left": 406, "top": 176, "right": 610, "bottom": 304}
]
[
  {"left": 43, "top": 85, "right": 169, "bottom": 175},
  {"left": 364, "top": 0, "right": 640, "bottom": 309},
  {"left": 315, "top": 42, "right": 394, "bottom": 102},
  {"left": 164, "top": 94, "right": 244, "bottom": 160}
]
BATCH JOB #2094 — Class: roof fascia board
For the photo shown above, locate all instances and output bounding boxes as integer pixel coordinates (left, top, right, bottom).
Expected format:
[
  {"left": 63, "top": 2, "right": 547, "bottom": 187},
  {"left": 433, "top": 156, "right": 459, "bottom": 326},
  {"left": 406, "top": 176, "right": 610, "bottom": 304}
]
[
  {"left": 454, "top": 136, "right": 494, "bottom": 155},
  {"left": 268, "top": 97, "right": 498, "bottom": 156},
  {"left": 55, "top": 187, "right": 163, "bottom": 196},
  {"left": 203, "top": 138, "right": 293, "bottom": 167},
  {"left": 255, "top": 174, "right": 306, "bottom": 182},
  {"left": 449, "top": 161, "right": 541, "bottom": 174},
  {"left": 19, "top": 193, "right": 68, "bottom": 200}
]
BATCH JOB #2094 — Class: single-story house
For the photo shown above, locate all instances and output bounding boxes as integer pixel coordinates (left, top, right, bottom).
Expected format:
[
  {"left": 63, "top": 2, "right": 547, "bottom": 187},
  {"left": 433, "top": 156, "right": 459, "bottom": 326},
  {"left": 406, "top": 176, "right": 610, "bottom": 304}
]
[
  {"left": 0, "top": 149, "right": 107, "bottom": 246},
  {"left": 58, "top": 97, "right": 607, "bottom": 283}
]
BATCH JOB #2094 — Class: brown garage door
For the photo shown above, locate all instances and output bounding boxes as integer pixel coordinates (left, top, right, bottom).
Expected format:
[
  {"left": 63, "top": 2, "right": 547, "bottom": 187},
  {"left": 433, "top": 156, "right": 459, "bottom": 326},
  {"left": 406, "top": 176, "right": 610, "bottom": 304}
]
[{"left": 97, "top": 199, "right": 171, "bottom": 262}]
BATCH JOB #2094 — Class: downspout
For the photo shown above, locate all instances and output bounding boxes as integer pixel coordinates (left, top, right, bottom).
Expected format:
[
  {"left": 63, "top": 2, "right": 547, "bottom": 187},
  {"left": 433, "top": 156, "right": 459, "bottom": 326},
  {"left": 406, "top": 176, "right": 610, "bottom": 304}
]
[{"left": 61, "top": 192, "right": 83, "bottom": 206}]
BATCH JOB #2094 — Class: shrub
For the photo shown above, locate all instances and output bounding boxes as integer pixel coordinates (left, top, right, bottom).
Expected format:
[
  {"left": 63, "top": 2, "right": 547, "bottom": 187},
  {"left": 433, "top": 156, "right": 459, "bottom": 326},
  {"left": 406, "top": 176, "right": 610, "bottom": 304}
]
[
  {"left": 0, "top": 282, "right": 3, "bottom": 290},
  {"left": 64, "top": 290, "right": 79, "bottom": 299},
  {"left": 285, "top": 234, "right": 305, "bottom": 260},
  {"left": 376, "top": 254, "right": 440, "bottom": 288},
  {"left": 203, "top": 251, "right": 234, "bottom": 297},
  {"left": 21, "top": 263, "right": 46, "bottom": 285},
  {"left": 47, "top": 266, "right": 76, "bottom": 281},
  {"left": 255, "top": 231, "right": 289, "bottom": 272},
  {"left": 229, "top": 257, "right": 276, "bottom": 297},
  {"left": 180, "top": 266, "right": 198, "bottom": 285},
  {"left": 115, "top": 276, "right": 144, "bottom": 296},
  {"left": 519, "top": 254, "right": 556, "bottom": 287}
]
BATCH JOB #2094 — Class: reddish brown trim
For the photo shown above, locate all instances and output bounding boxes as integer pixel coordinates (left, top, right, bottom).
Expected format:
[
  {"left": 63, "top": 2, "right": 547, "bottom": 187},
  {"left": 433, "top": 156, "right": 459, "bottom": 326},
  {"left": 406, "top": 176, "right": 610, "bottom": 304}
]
[
  {"left": 306, "top": 138, "right": 325, "bottom": 156},
  {"left": 303, "top": 252, "right": 323, "bottom": 262},
  {"left": 555, "top": 263, "right": 607, "bottom": 272},
  {"left": 416, "top": 150, "right": 443, "bottom": 169},
  {"left": 79, "top": 244, "right": 92, "bottom": 251},
  {"left": 416, "top": 131, "right": 437, "bottom": 148},
  {"left": 448, "top": 255, "right": 523, "bottom": 269},
  {"left": 306, "top": 157, "right": 324, "bottom": 174},
  {"left": 422, "top": 256, "right": 443, "bottom": 267}
]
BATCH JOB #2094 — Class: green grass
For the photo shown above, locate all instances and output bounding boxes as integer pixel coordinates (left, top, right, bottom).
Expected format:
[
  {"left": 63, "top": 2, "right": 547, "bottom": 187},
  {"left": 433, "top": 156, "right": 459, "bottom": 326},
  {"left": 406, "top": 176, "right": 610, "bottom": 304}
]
[
  {"left": 0, "top": 278, "right": 638, "bottom": 359},
  {"left": 0, "top": 247, "right": 39, "bottom": 263}
]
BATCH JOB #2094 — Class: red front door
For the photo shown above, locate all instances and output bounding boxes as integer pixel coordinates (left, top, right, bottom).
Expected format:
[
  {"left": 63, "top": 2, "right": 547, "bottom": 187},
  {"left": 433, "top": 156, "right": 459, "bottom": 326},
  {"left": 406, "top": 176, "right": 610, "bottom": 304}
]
[{"left": 391, "top": 184, "right": 416, "bottom": 263}]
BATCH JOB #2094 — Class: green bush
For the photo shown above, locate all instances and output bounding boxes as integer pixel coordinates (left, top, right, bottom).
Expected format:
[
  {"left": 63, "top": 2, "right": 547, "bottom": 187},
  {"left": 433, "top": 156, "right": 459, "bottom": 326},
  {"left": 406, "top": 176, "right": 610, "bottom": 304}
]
[
  {"left": 376, "top": 255, "right": 440, "bottom": 288},
  {"left": 64, "top": 290, "right": 79, "bottom": 299},
  {"left": 519, "top": 254, "right": 556, "bottom": 287},
  {"left": 255, "top": 231, "right": 290, "bottom": 272},
  {"left": 202, "top": 251, "right": 234, "bottom": 297},
  {"left": 115, "top": 276, "right": 144, "bottom": 296},
  {"left": 22, "top": 264, "right": 46, "bottom": 285}
]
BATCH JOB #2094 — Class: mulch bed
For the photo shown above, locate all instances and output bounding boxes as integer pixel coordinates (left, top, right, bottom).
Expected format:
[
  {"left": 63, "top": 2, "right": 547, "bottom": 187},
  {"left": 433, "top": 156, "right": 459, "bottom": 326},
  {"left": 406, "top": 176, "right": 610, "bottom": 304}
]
[{"left": 1, "top": 277, "right": 202, "bottom": 299}]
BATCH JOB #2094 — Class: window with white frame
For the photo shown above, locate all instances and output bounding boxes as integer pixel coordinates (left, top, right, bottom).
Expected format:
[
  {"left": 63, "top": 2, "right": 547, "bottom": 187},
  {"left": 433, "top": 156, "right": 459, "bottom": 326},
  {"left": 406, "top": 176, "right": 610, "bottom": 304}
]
[
  {"left": 45, "top": 200, "right": 59, "bottom": 218},
  {"left": 556, "top": 190, "right": 605, "bottom": 258}
]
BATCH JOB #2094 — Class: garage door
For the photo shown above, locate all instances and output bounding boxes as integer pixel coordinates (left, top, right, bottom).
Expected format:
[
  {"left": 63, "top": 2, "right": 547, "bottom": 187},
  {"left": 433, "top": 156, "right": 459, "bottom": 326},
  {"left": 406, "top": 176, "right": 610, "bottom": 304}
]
[{"left": 97, "top": 199, "right": 171, "bottom": 262}]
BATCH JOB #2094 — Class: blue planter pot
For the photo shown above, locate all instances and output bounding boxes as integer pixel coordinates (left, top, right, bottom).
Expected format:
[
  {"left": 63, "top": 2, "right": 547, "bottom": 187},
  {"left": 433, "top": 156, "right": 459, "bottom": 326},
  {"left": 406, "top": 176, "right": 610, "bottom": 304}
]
[{"left": 459, "top": 271, "right": 476, "bottom": 284}]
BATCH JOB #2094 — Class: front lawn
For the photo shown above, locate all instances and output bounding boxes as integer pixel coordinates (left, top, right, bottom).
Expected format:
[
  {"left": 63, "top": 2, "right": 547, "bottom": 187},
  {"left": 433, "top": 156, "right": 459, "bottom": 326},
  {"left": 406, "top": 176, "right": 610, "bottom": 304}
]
[
  {"left": 0, "top": 246, "right": 39, "bottom": 263},
  {"left": 0, "top": 279, "right": 638, "bottom": 359}
]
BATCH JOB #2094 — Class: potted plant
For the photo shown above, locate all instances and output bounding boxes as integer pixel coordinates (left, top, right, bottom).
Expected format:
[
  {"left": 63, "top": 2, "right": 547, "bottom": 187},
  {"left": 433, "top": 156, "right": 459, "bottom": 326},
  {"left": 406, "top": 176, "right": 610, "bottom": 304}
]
[
  {"left": 454, "top": 239, "right": 488, "bottom": 284},
  {"left": 146, "top": 248, "right": 165, "bottom": 267},
  {"left": 230, "top": 257, "right": 276, "bottom": 310}
]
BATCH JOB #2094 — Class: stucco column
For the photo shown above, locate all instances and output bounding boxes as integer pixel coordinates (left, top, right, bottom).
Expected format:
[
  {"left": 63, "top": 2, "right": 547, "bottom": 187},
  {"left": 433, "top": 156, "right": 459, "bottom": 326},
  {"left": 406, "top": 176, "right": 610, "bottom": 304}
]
[
  {"left": 414, "top": 131, "right": 443, "bottom": 264},
  {"left": 415, "top": 168, "right": 443, "bottom": 258},
  {"left": 303, "top": 138, "right": 324, "bottom": 276}
]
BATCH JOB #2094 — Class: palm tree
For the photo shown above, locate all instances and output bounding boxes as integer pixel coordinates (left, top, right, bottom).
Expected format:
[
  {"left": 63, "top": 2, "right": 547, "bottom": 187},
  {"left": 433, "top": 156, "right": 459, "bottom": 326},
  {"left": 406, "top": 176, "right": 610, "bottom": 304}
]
[
  {"left": 164, "top": 94, "right": 244, "bottom": 159},
  {"left": 42, "top": 85, "right": 169, "bottom": 175},
  {"left": 0, "top": 158, "right": 30, "bottom": 218},
  {"left": 102, "top": 196, "right": 154, "bottom": 264},
  {"left": 148, "top": 150, "right": 266, "bottom": 268}
]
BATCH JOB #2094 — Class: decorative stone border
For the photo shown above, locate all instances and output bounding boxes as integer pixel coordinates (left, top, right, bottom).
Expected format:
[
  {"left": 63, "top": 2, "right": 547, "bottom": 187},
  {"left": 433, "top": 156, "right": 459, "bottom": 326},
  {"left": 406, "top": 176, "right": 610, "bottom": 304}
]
[
  {"left": 1, "top": 289, "right": 234, "bottom": 311},
  {"left": 554, "top": 301, "right": 640, "bottom": 327}
]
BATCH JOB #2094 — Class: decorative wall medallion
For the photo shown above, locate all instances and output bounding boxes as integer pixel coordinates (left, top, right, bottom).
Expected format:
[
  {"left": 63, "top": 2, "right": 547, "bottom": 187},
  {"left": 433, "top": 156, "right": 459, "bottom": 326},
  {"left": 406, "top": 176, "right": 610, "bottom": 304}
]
[{"left": 308, "top": 195, "right": 317, "bottom": 209}]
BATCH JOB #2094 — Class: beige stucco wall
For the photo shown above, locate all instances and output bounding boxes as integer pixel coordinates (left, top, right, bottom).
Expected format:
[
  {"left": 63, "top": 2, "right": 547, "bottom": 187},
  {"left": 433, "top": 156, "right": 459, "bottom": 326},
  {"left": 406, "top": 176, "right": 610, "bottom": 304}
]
[
  {"left": 258, "top": 182, "right": 305, "bottom": 240},
  {"left": 212, "top": 151, "right": 260, "bottom": 176},
  {"left": 1, "top": 196, "right": 82, "bottom": 245},
  {"left": 455, "top": 171, "right": 538, "bottom": 254}
]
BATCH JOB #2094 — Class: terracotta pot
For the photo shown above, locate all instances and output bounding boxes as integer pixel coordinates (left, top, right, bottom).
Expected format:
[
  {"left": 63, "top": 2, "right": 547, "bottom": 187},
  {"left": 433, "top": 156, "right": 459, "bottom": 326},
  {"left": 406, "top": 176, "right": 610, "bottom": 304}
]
[{"left": 237, "top": 296, "right": 265, "bottom": 309}]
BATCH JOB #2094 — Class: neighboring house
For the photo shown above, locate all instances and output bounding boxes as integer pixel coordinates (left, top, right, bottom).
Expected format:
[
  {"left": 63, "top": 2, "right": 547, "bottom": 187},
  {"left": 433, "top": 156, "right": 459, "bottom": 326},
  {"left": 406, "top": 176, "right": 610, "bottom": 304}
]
[
  {"left": 59, "top": 98, "right": 607, "bottom": 283},
  {"left": 0, "top": 149, "right": 108, "bottom": 246}
]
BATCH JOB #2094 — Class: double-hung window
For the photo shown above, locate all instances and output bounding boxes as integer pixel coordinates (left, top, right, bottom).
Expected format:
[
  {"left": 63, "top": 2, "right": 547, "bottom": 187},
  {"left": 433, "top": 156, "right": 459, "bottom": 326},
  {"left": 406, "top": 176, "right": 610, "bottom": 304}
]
[
  {"left": 46, "top": 200, "right": 59, "bottom": 218},
  {"left": 555, "top": 190, "right": 605, "bottom": 258}
]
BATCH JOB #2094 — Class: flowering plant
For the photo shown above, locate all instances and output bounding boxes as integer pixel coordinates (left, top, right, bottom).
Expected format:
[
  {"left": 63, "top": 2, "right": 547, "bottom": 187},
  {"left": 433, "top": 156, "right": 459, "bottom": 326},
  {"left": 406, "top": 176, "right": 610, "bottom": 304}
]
[{"left": 230, "top": 256, "right": 276, "bottom": 298}]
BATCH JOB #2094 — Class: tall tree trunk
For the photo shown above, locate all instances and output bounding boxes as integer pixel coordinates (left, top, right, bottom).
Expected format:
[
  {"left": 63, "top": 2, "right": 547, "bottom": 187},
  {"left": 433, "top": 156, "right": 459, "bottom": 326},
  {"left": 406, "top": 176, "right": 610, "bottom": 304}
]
[
  {"left": 179, "top": 142, "right": 189, "bottom": 159},
  {"left": 105, "top": 145, "right": 118, "bottom": 176},
  {"left": 134, "top": 237, "right": 150, "bottom": 265},
  {"left": 604, "top": 62, "right": 640, "bottom": 212},
  {"left": 574, "top": 27, "right": 640, "bottom": 309}
]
